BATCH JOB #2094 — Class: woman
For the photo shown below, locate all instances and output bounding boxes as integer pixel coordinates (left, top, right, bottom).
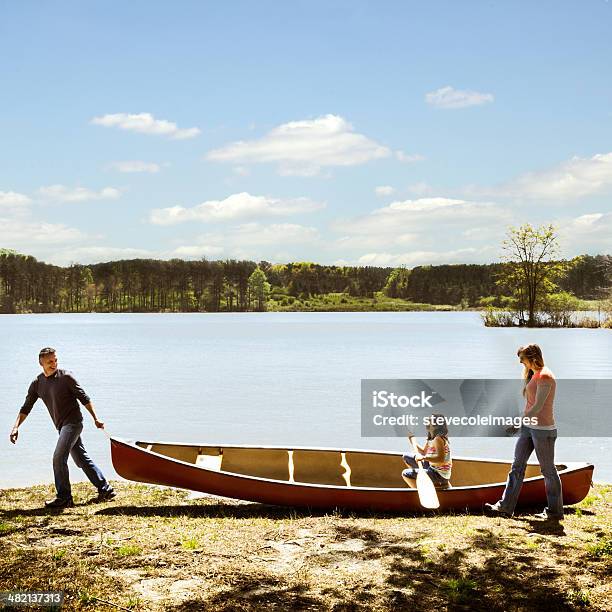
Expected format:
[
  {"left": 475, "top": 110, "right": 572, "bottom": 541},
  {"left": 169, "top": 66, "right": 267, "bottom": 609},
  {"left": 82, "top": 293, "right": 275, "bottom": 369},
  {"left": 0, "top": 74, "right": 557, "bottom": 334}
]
[
  {"left": 485, "top": 343, "right": 563, "bottom": 520},
  {"left": 402, "top": 414, "right": 452, "bottom": 489}
]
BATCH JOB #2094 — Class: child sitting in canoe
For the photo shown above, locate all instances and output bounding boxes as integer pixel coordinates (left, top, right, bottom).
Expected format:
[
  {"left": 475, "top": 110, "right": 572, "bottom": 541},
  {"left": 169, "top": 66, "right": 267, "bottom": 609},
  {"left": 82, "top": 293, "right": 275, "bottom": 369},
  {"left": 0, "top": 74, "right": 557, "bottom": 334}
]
[{"left": 402, "top": 414, "right": 452, "bottom": 489}]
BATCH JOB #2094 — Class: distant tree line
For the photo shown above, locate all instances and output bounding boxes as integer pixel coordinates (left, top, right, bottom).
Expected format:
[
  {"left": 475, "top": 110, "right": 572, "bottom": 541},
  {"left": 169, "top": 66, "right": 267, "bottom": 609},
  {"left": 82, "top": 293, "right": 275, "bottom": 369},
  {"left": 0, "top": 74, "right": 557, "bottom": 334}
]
[
  {"left": 384, "top": 255, "right": 611, "bottom": 308},
  {"left": 0, "top": 250, "right": 390, "bottom": 313},
  {"left": 266, "top": 262, "right": 390, "bottom": 298},
  {"left": 0, "top": 248, "right": 609, "bottom": 314}
]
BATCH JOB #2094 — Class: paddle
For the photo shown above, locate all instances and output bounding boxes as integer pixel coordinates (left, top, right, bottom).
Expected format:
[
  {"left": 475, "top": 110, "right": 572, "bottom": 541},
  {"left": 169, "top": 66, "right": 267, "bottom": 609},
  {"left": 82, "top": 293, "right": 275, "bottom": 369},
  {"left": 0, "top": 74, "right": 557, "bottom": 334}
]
[{"left": 408, "top": 434, "right": 440, "bottom": 509}]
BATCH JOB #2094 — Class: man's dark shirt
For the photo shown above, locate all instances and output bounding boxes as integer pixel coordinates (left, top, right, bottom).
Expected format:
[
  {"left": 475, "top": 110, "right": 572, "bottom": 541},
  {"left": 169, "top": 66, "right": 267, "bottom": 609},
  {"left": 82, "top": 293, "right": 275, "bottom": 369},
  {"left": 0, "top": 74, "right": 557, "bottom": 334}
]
[{"left": 19, "top": 369, "right": 90, "bottom": 430}]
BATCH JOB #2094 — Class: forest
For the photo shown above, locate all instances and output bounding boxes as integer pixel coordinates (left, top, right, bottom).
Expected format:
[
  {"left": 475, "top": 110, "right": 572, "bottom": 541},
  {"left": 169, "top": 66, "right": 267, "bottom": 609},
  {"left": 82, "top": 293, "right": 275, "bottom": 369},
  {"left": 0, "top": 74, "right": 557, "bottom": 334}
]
[{"left": 0, "top": 248, "right": 609, "bottom": 314}]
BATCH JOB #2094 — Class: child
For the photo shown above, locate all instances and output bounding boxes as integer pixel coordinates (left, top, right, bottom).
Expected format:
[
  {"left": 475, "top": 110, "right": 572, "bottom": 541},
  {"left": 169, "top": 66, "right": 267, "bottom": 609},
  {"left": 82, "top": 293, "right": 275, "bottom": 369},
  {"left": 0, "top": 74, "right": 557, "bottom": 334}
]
[{"left": 402, "top": 414, "right": 452, "bottom": 489}]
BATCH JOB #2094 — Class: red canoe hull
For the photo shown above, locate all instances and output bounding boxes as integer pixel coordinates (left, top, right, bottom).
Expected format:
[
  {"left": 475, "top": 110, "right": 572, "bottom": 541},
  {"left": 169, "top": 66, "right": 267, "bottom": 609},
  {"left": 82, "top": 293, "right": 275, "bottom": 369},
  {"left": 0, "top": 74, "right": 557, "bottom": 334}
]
[{"left": 110, "top": 438, "right": 594, "bottom": 512}]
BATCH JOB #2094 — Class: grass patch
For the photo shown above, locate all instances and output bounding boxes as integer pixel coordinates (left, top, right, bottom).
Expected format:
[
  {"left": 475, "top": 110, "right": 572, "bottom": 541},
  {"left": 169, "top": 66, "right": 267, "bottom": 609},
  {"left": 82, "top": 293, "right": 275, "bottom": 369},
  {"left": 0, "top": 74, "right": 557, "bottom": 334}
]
[
  {"left": 443, "top": 577, "right": 478, "bottom": 603},
  {"left": 79, "top": 591, "right": 96, "bottom": 605},
  {"left": 115, "top": 544, "right": 142, "bottom": 557},
  {"left": 566, "top": 588, "right": 591, "bottom": 607},
  {"left": 1, "top": 481, "right": 611, "bottom": 611},
  {"left": 587, "top": 537, "right": 612, "bottom": 558},
  {"left": 577, "top": 492, "right": 598, "bottom": 508},
  {"left": 181, "top": 536, "right": 199, "bottom": 550},
  {"left": 524, "top": 537, "right": 540, "bottom": 550}
]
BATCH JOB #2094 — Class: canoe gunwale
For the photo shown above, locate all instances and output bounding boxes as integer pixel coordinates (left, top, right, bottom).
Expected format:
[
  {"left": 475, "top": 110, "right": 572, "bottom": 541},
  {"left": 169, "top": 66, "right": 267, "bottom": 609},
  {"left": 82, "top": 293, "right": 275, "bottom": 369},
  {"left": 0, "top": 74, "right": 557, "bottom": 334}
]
[{"left": 111, "top": 437, "right": 594, "bottom": 493}]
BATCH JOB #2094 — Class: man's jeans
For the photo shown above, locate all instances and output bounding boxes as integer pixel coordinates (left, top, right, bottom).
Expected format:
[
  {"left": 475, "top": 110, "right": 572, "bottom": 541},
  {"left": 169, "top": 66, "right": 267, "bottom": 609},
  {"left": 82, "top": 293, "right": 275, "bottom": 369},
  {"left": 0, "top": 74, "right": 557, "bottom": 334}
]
[
  {"left": 53, "top": 422, "right": 110, "bottom": 501},
  {"left": 498, "top": 427, "right": 564, "bottom": 516}
]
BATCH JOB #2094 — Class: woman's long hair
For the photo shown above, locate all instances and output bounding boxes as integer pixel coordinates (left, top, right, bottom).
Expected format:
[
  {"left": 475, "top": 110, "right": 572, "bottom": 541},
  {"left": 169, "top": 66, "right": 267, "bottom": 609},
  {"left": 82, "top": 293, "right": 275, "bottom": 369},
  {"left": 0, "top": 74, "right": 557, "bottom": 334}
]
[
  {"left": 427, "top": 414, "right": 449, "bottom": 440},
  {"left": 517, "top": 343, "right": 544, "bottom": 396}
]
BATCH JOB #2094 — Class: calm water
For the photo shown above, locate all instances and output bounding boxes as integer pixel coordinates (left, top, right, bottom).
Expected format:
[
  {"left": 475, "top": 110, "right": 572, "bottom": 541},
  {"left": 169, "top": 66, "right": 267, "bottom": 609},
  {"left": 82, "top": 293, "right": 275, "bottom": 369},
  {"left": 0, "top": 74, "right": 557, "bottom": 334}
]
[{"left": 2, "top": 312, "right": 611, "bottom": 488}]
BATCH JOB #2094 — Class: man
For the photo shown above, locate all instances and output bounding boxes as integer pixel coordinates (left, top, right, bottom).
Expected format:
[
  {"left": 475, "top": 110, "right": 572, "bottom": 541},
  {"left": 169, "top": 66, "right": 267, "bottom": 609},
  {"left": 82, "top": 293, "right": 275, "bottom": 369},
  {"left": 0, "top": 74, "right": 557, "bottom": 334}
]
[{"left": 10, "top": 347, "right": 116, "bottom": 508}]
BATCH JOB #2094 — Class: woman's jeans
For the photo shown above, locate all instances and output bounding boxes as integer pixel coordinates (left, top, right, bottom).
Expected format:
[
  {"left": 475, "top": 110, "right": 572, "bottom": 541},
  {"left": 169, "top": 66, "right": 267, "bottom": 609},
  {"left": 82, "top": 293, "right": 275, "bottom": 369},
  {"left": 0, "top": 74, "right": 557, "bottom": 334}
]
[
  {"left": 53, "top": 422, "right": 110, "bottom": 500},
  {"left": 498, "top": 427, "right": 563, "bottom": 516}
]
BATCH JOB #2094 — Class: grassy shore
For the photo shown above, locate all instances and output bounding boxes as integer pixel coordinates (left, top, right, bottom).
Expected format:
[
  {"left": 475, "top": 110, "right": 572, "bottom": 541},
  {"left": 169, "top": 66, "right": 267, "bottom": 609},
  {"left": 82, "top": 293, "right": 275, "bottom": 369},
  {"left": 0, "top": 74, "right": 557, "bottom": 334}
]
[
  {"left": 267, "top": 292, "right": 455, "bottom": 312},
  {"left": 267, "top": 293, "right": 610, "bottom": 314},
  {"left": 1, "top": 483, "right": 611, "bottom": 611}
]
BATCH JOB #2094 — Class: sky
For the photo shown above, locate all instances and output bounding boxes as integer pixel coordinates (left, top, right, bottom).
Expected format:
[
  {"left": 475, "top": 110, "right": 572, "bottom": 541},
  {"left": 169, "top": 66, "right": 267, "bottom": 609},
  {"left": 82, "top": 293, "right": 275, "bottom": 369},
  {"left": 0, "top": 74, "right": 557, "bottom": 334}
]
[{"left": 1, "top": 0, "right": 611, "bottom": 267}]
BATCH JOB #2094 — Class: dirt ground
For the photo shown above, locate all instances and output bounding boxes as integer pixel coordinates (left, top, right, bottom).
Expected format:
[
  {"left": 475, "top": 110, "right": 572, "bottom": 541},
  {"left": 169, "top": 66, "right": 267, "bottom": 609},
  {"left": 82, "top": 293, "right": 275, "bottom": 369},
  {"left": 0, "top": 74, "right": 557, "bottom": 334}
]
[{"left": 1, "top": 483, "right": 610, "bottom": 611}]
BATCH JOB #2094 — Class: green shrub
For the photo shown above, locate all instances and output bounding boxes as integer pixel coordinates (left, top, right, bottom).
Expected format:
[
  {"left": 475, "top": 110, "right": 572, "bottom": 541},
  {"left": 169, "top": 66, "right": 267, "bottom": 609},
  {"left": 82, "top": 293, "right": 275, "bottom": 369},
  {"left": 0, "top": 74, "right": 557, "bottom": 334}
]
[
  {"left": 587, "top": 537, "right": 612, "bottom": 558},
  {"left": 566, "top": 589, "right": 590, "bottom": 607},
  {"left": 481, "top": 308, "right": 517, "bottom": 327},
  {"left": 540, "top": 291, "right": 580, "bottom": 326},
  {"left": 116, "top": 544, "right": 141, "bottom": 556},
  {"left": 576, "top": 317, "right": 600, "bottom": 328},
  {"left": 182, "top": 537, "right": 199, "bottom": 550},
  {"left": 443, "top": 577, "right": 477, "bottom": 603}
]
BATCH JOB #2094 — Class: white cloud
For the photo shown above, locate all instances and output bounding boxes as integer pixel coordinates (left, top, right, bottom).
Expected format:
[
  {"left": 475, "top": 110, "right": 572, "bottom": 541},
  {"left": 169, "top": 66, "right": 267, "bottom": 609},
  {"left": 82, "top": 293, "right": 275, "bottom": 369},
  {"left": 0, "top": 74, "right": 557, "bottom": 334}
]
[
  {"left": 336, "top": 233, "right": 419, "bottom": 251},
  {"left": 357, "top": 247, "right": 488, "bottom": 267},
  {"left": 380, "top": 197, "right": 472, "bottom": 214},
  {"left": 396, "top": 151, "right": 425, "bottom": 163},
  {"left": 332, "top": 197, "right": 506, "bottom": 254},
  {"left": 150, "top": 192, "right": 325, "bottom": 226},
  {"left": 339, "top": 203, "right": 610, "bottom": 268},
  {"left": 229, "top": 223, "right": 319, "bottom": 246},
  {"left": 375, "top": 186, "right": 396, "bottom": 197},
  {"left": 336, "top": 198, "right": 502, "bottom": 234},
  {"left": 570, "top": 213, "right": 605, "bottom": 227},
  {"left": 425, "top": 86, "right": 494, "bottom": 109},
  {"left": 206, "top": 114, "right": 391, "bottom": 176},
  {"left": 481, "top": 152, "right": 612, "bottom": 200},
  {"left": 0, "top": 218, "right": 85, "bottom": 247},
  {"left": 109, "top": 161, "right": 162, "bottom": 173},
  {"left": 39, "top": 185, "right": 121, "bottom": 203},
  {"left": 170, "top": 223, "right": 319, "bottom": 260},
  {"left": 0, "top": 191, "right": 31, "bottom": 208},
  {"left": 48, "top": 247, "right": 154, "bottom": 265},
  {"left": 558, "top": 212, "right": 612, "bottom": 255},
  {"left": 170, "top": 245, "right": 224, "bottom": 258},
  {"left": 91, "top": 112, "right": 201, "bottom": 140}
]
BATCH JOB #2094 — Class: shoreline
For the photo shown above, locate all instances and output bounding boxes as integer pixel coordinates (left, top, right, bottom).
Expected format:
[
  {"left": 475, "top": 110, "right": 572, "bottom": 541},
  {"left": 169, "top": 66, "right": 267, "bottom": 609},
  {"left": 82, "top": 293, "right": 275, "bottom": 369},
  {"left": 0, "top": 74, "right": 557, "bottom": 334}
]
[
  {"left": 3, "top": 478, "right": 612, "bottom": 492},
  {"left": 2, "top": 309, "right": 610, "bottom": 330}
]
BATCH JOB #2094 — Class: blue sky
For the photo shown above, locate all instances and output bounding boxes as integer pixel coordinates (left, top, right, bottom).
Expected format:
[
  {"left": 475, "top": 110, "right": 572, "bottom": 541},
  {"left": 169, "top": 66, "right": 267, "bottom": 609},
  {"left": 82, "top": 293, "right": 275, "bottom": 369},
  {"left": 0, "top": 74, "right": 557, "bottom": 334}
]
[{"left": 1, "top": 0, "right": 611, "bottom": 266}]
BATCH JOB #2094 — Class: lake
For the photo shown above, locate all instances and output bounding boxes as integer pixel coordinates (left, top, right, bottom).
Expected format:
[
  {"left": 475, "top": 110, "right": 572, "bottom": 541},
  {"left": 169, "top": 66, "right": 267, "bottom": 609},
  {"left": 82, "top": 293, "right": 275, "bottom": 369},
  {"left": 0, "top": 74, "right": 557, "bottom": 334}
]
[{"left": 2, "top": 312, "right": 611, "bottom": 489}]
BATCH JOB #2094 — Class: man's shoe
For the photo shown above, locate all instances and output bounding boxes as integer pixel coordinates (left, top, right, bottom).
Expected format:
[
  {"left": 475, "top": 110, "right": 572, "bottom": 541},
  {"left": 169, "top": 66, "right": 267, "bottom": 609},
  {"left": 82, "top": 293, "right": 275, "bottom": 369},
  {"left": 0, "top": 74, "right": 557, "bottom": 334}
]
[
  {"left": 484, "top": 502, "right": 512, "bottom": 517},
  {"left": 44, "top": 497, "right": 74, "bottom": 509},
  {"left": 534, "top": 508, "right": 563, "bottom": 521},
  {"left": 96, "top": 488, "right": 116, "bottom": 502}
]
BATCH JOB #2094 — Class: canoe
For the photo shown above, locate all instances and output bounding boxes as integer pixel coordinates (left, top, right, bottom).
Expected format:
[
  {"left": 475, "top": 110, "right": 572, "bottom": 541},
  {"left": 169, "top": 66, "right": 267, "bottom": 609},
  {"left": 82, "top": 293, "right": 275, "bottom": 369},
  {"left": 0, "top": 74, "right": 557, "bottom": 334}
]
[{"left": 110, "top": 438, "right": 594, "bottom": 512}]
